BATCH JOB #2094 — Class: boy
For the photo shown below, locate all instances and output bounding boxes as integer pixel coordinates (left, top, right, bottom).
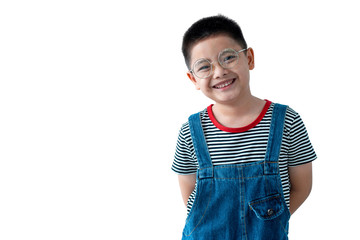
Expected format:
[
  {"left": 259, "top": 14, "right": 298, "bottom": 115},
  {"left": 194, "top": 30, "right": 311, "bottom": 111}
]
[{"left": 171, "top": 15, "right": 316, "bottom": 240}]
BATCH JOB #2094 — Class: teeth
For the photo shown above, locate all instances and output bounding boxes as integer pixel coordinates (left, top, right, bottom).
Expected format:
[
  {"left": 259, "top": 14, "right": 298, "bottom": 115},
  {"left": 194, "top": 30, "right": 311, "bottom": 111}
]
[{"left": 215, "top": 79, "right": 233, "bottom": 89}]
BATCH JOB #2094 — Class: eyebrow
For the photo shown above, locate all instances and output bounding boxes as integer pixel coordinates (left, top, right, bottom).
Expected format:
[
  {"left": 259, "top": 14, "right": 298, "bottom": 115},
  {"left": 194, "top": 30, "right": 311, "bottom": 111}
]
[{"left": 195, "top": 58, "right": 210, "bottom": 64}]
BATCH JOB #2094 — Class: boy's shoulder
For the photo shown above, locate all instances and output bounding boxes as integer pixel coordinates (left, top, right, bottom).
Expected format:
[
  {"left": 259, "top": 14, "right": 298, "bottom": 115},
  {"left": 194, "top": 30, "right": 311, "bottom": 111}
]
[{"left": 179, "top": 107, "right": 208, "bottom": 130}]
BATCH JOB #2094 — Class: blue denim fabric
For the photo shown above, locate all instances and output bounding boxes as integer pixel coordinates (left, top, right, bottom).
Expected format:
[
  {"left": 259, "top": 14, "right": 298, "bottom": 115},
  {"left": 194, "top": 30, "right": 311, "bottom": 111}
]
[{"left": 182, "top": 104, "right": 290, "bottom": 240}]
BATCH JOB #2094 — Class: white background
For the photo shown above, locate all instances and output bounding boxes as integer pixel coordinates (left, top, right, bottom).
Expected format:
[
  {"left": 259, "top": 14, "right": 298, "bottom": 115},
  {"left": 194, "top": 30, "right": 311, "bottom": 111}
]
[{"left": 1, "top": 0, "right": 359, "bottom": 239}]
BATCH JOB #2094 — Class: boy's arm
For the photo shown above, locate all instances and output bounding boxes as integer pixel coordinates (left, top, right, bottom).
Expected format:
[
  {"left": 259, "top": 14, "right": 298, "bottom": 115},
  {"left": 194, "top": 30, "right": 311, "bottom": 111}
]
[
  {"left": 289, "top": 162, "right": 313, "bottom": 215},
  {"left": 178, "top": 174, "right": 196, "bottom": 206}
]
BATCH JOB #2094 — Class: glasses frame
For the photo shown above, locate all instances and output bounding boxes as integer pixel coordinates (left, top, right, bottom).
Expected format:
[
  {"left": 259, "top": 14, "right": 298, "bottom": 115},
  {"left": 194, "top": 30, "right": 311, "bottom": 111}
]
[{"left": 189, "top": 48, "right": 248, "bottom": 79}]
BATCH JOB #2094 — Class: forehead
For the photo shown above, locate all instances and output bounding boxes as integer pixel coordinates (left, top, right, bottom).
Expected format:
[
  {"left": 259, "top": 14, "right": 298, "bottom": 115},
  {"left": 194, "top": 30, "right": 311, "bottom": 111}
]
[{"left": 190, "top": 35, "right": 241, "bottom": 66}]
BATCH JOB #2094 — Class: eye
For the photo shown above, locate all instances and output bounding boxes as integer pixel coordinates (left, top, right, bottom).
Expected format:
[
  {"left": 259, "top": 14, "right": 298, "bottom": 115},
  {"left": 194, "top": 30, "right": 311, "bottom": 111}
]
[
  {"left": 197, "top": 65, "right": 210, "bottom": 72},
  {"left": 219, "top": 48, "right": 238, "bottom": 66},
  {"left": 194, "top": 60, "right": 211, "bottom": 73},
  {"left": 223, "top": 55, "right": 237, "bottom": 63}
]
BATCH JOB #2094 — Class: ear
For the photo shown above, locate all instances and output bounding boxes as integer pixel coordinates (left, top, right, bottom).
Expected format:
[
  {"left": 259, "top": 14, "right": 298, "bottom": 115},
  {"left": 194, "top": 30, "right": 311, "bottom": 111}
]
[
  {"left": 187, "top": 72, "right": 201, "bottom": 90},
  {"left": 247, "top": 47, "right": 255, "bottom": 70}
]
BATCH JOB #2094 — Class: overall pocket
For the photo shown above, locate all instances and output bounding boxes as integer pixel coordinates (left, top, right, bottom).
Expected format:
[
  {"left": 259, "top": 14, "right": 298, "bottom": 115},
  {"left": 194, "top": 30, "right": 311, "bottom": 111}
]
[{"left": 249, "top": 194, "right": 284, "bottom": 220}]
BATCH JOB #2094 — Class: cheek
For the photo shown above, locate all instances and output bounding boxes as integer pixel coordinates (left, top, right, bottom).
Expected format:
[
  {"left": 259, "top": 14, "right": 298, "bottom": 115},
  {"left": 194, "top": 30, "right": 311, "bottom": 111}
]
[{"left": 235, "top": 67, "right": 250, "bottom": 78}]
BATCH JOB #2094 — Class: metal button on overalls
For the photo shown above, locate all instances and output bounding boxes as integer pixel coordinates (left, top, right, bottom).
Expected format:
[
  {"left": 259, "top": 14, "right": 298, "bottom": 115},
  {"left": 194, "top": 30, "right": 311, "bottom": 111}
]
[{"left": 267, "top": 208, "right": 274, "bottom": 216}]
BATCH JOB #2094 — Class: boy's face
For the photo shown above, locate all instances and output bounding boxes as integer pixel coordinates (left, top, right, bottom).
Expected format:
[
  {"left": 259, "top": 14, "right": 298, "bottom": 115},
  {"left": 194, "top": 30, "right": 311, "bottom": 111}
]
[{"left": 187, "top": 35, "right": 255, "bottom": 106}]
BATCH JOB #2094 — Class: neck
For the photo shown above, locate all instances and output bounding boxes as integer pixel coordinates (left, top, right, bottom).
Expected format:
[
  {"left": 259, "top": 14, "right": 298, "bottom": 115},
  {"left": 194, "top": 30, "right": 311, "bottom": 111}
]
[
  {"left": 213, "top": 95, "right": 261, "bottom": 116},
  {"left": 211, "top": 96, "right": 266, "bottom": 128}
]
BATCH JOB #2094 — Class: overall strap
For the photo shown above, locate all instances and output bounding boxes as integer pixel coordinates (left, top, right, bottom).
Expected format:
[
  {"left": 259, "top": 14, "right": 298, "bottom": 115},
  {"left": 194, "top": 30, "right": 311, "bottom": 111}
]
[
  {"left": 264, "top": 103, "right": 288, "bottom": 175},
  {"left": 188, "top": 113, "right": 213, "bottom": 179}
]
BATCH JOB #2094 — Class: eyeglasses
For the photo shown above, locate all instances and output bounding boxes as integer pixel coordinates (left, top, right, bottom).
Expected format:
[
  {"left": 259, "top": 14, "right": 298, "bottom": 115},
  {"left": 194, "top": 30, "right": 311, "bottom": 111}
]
[{"left": 190, "top": 48, "right": 248, "bottom": 79}]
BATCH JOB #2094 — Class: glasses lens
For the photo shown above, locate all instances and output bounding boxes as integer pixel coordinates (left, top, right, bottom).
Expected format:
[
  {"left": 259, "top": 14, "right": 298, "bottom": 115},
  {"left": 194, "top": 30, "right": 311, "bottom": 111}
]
[
  {"left": 193, "top": 59, "right": 212, "bottom": 78},
  {"left": 219, "top": 49, "right": 238, "bottom": 69}
]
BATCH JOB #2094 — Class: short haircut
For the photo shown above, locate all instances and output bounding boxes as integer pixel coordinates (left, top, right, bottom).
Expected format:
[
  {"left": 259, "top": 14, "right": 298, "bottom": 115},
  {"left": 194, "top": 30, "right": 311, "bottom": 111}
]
[{"left": 182, "top": 14, "right": 248, "bottom": 70}]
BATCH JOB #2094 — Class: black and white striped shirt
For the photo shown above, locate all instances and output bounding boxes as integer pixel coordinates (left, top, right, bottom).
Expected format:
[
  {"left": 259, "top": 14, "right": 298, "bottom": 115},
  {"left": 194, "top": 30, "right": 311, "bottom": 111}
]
[{"left": 171, "top": 101, "right": 317, "bottom": 213}]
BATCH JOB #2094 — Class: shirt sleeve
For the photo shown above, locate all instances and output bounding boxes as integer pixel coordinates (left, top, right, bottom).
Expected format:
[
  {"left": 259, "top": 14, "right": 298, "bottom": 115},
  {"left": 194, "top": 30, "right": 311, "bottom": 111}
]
[
  {"left": 171, "top": 122, "right": 198, "bottom": 175},
  {"left": 287, "top": 110, "right": 317, "bottom": 167}
]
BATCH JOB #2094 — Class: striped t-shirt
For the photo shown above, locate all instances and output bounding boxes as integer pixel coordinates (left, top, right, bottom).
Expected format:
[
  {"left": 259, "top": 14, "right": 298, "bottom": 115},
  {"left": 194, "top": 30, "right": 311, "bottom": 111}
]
[{"left": 171, "top": 101, "right": 317, "bottom": 213}]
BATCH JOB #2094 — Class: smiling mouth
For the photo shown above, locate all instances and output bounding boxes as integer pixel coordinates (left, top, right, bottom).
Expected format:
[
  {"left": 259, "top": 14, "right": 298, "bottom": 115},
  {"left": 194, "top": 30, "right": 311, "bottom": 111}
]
[{"left": 213, "top": 79, "right": 236, "bottom": 89}]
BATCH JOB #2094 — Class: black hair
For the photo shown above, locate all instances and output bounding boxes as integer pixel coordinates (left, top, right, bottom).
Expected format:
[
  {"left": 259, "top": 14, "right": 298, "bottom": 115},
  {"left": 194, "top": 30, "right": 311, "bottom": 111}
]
[{"left": 182, "top": 14, "right": 248, "bottom": 70}]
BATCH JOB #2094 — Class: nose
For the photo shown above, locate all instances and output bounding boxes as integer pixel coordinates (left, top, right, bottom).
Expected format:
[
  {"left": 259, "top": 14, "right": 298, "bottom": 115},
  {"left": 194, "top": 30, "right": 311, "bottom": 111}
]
[{"left": 212, "top": 61, "right": 228, "bottom": 79}]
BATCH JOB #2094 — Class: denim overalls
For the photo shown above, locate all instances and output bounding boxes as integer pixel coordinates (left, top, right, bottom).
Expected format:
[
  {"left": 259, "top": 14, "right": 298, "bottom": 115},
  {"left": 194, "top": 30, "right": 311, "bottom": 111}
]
[{"left": 182, "top": 104, "right": 290, "bottom": 240}]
